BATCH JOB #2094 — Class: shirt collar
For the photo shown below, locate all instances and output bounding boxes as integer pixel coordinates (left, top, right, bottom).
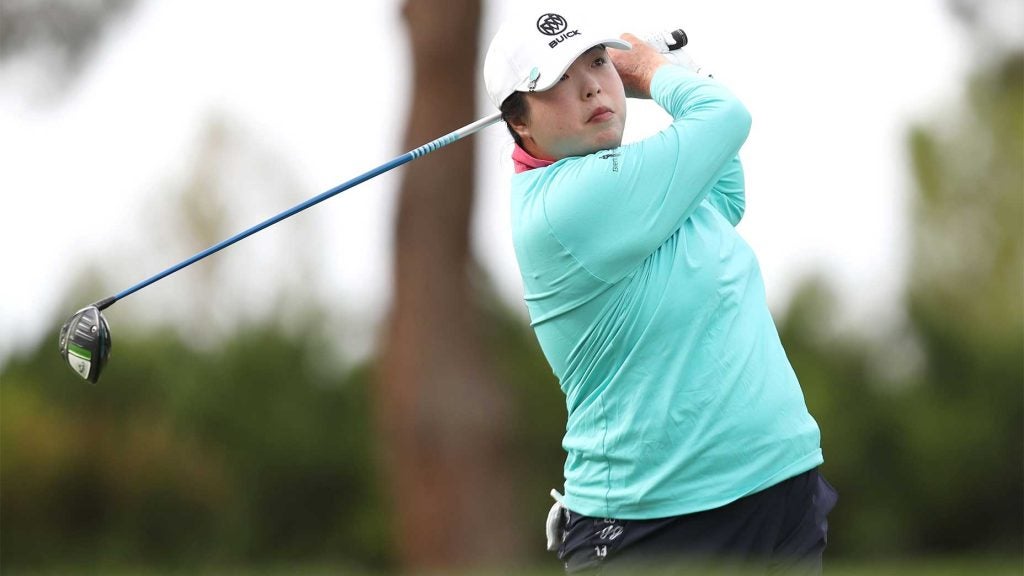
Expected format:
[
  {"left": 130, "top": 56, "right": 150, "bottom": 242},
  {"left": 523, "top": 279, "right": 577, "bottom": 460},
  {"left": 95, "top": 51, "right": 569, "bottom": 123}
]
[{"left": 511, "top": 144, "right": 554, "bottom": 174}]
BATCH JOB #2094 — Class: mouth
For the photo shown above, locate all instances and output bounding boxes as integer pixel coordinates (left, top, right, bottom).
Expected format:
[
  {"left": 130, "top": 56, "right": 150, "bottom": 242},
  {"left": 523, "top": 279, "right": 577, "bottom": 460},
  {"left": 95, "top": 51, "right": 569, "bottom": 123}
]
[{"left": 587, "top": 106, "right": 614, "bottom": 123}]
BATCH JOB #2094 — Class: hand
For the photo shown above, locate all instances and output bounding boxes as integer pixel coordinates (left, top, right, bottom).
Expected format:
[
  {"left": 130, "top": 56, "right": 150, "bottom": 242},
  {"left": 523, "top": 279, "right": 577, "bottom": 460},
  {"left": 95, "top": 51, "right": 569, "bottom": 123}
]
[
  {"left": 608, "top": 32, "right": 669, "bottom": 100},
  {"left": 640, "top": 28, "right": 713, "bottom": 77},
  {"left": 545, "top": 489, "right": 566, "bottom": 552}
]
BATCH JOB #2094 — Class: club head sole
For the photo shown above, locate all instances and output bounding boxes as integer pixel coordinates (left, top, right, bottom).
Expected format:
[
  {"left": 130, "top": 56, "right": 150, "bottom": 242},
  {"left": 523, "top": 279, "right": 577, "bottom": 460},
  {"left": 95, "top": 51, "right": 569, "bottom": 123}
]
[{"left": 58, "top": 305, "right": 112, "bottom": 383}]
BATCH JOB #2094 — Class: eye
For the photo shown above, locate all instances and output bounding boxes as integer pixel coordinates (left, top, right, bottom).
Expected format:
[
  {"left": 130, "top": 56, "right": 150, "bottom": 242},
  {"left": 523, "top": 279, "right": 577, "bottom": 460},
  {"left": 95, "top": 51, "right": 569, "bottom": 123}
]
[
  {"left": 559, "top": 73, "right": 569, "bottom": 82},
  {"left": 593, "top": 56, "right": 607, "bottom": 67}
]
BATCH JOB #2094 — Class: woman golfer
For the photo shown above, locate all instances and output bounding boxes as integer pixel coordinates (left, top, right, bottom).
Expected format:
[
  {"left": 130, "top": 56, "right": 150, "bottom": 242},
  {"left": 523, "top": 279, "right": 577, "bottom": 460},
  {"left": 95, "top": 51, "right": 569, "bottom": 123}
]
[{"left": 484, "top": 8, "right": 837, "bottom": 574}]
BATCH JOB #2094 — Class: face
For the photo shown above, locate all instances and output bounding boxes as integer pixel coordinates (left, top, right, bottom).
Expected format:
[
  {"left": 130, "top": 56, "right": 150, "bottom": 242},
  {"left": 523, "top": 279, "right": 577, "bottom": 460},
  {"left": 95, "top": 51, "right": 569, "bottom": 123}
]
[{"left": 511, "top": 46, "right": 627, "bottom": 161}]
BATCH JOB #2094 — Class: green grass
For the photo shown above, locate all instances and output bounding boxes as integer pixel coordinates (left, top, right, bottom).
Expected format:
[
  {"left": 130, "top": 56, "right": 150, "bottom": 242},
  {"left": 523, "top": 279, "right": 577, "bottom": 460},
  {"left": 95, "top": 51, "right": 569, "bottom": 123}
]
[
  {"left": 825, "top": 557, "right": 1022, "bottom": 576},
  {"left": 6, "top": 557, "right": 1021, "bottom": 576}
]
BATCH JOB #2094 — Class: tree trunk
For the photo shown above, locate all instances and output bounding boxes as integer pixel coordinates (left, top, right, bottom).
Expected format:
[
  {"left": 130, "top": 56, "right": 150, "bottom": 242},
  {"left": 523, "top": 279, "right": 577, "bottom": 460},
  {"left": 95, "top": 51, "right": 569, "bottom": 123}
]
[{"left": 377, "top": 0, "right": 522, "bottom": 570}]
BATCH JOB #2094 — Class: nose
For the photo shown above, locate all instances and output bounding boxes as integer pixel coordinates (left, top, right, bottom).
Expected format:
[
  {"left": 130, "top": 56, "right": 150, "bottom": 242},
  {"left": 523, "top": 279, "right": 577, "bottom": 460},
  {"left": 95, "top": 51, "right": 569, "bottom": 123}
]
[{"left": 581, "top": 72, "right": 601, "bottom": 99}]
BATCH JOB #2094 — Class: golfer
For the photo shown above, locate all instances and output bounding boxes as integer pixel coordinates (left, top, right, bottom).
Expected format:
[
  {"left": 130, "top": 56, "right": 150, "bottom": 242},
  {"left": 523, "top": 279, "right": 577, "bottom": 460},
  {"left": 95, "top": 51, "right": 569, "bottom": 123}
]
[{"left": 484, "top": 8, "right": 837, "bottom": 574}]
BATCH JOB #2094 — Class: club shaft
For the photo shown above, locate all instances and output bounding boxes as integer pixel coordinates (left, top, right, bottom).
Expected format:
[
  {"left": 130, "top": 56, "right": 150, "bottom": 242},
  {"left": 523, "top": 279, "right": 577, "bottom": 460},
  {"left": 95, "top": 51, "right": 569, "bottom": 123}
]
[{"left": 103, "top": 112, "right": 503, "bottom": 309}]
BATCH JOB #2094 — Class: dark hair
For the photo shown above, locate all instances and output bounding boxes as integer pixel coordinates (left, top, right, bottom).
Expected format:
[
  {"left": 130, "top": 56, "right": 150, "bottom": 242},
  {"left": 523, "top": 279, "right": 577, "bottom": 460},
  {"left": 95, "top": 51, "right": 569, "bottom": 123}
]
[{"left": 500, "top": 91, "right": 529, "bottom": 148}]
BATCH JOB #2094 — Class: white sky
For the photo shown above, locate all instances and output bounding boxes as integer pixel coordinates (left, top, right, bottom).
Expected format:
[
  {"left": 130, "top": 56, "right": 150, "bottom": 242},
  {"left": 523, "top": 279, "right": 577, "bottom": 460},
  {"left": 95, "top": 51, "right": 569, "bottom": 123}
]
[{"left": 0, "top": 0, "right": 974, "bottom": 366}]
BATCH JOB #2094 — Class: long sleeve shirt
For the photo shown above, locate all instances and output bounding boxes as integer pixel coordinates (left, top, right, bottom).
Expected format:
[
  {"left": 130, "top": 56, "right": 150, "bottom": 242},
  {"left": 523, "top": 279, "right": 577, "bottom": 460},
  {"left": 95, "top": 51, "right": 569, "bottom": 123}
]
[{"left": 509, "top": 65, "right": 823, "bottom": 519}]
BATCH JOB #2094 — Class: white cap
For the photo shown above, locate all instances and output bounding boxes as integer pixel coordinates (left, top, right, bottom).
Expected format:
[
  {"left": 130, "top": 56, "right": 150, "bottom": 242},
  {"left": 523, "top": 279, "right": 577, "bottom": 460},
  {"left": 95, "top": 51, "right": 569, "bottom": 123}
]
[{"left": 483, "top": 9, "right": 631, "bottom": 110}]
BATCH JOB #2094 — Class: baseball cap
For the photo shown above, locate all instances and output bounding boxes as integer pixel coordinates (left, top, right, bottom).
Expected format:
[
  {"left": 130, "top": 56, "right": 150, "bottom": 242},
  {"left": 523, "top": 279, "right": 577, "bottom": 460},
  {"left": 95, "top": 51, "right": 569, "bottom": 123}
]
[{"left": 484, "top": 8, "right": 631, "bottom": 110}]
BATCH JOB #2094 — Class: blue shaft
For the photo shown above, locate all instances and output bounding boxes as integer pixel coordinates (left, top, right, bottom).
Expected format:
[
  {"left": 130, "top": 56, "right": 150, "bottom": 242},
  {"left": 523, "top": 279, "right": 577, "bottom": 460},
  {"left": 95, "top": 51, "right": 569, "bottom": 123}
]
[{"left": 102, "top": 112, "right": 502, "bottom": 310}]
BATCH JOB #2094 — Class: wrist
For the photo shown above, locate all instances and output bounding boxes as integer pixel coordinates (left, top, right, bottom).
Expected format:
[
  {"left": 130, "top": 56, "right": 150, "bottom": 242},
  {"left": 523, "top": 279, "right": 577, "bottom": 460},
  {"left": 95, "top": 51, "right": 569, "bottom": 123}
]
[{"left": 627, "top": 57, "right": 668, "bottom": 100}]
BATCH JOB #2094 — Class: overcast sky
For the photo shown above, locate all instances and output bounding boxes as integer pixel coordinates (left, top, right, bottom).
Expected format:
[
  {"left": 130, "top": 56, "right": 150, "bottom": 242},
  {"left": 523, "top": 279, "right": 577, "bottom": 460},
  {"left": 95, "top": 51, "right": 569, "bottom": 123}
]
[{"left": 0, "top": 1, "right": 981, "bottom": 365}]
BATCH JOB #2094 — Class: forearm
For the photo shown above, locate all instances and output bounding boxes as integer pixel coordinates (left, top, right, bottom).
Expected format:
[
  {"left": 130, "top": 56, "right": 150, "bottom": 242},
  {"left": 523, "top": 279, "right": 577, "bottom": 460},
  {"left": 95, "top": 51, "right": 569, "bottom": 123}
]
[{"left": 609, "top": 33, "right": 669, "bottom": 100}]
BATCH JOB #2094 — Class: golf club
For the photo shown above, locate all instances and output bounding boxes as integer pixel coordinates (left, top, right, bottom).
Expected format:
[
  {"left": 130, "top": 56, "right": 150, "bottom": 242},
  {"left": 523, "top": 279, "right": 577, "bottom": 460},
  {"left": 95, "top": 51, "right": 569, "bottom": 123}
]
[
  {"left": 58, "top": 28, "right": 693, "bottom": 383},
  {"left": 57, "top": 112, "right": 501, "bottom": 383}
]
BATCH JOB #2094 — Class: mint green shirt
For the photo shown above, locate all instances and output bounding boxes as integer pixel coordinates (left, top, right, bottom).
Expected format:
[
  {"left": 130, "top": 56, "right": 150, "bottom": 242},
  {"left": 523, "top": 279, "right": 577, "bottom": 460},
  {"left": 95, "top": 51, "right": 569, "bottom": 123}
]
[{"left": 510, "top": 66, "right": 822, "bottom": 519}]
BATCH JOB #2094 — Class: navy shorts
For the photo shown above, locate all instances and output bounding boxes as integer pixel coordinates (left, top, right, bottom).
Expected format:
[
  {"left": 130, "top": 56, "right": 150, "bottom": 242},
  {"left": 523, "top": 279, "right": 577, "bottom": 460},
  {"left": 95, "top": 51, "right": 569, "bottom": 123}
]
[{"left": 557, "top": 468, "right": 838, "bottom": 574}]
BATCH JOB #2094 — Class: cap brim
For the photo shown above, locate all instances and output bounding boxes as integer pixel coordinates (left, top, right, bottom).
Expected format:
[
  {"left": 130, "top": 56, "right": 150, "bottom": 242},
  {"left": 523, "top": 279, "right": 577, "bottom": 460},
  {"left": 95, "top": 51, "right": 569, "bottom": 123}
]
[{"left": 517, "top": 37, "right": 632, "bottom": 94}]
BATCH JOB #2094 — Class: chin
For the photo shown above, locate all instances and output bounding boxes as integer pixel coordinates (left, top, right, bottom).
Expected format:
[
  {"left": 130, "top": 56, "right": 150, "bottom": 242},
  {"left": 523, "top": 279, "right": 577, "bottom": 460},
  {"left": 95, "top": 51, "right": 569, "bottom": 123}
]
[
  {"left": 596, "top": 126, "right": 624, "bottom": 151},
  {"left": 595, "top": 135, "right": 624, "bottom": 153}
]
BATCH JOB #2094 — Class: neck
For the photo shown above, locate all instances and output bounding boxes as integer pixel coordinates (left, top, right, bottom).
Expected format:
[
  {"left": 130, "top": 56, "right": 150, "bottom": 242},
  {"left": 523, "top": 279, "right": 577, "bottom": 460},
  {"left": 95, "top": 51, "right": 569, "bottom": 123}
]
[
  {"left": 522, "top": 140, "right": 556, "bottom": 162},
  {"left": 512, "top": 144, "right": 555, "bottom": 173}
]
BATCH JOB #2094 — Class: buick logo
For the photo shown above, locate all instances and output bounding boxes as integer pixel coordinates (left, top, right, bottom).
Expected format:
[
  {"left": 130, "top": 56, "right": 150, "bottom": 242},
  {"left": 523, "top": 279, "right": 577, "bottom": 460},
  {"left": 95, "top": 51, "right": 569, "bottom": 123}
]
[{"left": 536, "top": 13, "right": 567, "bottom": 36}]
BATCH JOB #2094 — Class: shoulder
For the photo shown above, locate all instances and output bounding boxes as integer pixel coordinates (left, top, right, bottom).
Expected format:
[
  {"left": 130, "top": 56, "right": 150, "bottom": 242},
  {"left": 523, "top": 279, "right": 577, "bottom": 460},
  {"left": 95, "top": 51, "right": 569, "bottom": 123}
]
[{"left": 533, "top": 149, "right": 629, "bottom": 194}]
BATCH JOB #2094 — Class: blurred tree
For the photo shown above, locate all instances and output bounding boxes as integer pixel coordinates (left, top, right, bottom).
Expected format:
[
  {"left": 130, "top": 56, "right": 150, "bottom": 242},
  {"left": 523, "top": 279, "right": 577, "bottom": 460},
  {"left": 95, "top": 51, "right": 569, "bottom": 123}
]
[
  {"left": 1, "top": 313, "right": 390, "bottom": 571},
  {"left": 116, "top": 114, "right": 325, "bottom": 344},
  {"left": 0, "top": 0, "right": 139, "bottom": 98},
  {"left": 1, "top": 108, "right": 389, "bottom": 571},
  {"left": 376, "top": 0, "right": 523, "bottom": 571},
  {"left": 778, "top": 3, "right": 1023, "bottom": 557},
  {"left": 901, "top": 46, "right": 1023, "bottom": 550},
  {"left": 948, "top": 0, "right": 1024, "bottom": 53}
]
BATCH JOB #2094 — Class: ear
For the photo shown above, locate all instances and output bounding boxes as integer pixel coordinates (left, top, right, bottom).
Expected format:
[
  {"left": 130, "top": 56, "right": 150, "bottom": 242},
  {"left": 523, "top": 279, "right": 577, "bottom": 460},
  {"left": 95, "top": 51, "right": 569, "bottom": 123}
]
[{"left": 508, "top": 114, "right": 531, "bottom": 142}]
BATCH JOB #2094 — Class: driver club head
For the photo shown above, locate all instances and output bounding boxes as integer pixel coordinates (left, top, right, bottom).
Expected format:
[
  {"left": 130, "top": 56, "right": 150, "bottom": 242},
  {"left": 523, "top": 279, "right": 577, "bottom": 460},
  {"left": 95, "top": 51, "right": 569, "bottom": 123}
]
[{"left": 58, "top": 305, "right": 112, "bottom": 383}]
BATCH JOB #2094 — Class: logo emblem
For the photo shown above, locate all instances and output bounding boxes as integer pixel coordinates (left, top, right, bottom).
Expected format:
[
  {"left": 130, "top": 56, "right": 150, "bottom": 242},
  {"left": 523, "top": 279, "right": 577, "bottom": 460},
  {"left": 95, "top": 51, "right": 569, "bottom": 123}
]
[
  {"left": 537, "top": 13, "right": 567, "bottom": 36},
  {"left": 599, "top": 152, "right": 621, "bottom": 173}
]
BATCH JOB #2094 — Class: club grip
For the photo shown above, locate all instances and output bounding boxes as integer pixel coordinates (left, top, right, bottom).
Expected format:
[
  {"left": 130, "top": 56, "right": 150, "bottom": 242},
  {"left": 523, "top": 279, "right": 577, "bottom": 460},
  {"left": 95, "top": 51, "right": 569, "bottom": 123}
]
[
  {"left": 665, "top": 29, "right": 688, "bottom": 51},
  {"left": 642, "top": 29, "right": 688, "bottom": 53}
]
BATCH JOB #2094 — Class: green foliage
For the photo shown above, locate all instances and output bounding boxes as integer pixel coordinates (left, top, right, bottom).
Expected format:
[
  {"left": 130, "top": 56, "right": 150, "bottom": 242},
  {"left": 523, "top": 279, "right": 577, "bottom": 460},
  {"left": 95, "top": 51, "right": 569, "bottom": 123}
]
[
  {"left": 3, "top": 27, "right": 1020, "bottom": 576},
  {"left": 0, "top": 276, "right": 564, "bottom": 573},
  {"left": 0, "top": 0, "right": 140, "bottom": 98},
  {"left": 778, "top": 52, "right": 1024, "bottom": 556},
  {"left": 901, "top": 52, "right": 1023, "bottom": 552},
  {"left": 1, "top": 311, "right": 392, "bottom": 572},
  {"left": 475, "top": 271, "right": 566, "bottom": 563}
]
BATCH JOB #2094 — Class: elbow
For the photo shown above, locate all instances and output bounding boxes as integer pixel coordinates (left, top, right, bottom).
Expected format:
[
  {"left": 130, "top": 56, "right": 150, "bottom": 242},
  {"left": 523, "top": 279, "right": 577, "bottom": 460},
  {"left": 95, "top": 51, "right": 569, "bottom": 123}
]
[
  {"left": 732, "top": 199, "right": 747, "bottom": 226},
  {"left": 726, "top": 98, "right": 752, "bottom": 142}
]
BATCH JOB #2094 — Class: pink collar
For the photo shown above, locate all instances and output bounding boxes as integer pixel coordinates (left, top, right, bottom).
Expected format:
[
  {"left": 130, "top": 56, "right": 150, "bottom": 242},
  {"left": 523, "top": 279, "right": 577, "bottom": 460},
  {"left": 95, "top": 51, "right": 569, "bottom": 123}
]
[{"left": 512, "top": 144, "right": 554, "bottom": 174}]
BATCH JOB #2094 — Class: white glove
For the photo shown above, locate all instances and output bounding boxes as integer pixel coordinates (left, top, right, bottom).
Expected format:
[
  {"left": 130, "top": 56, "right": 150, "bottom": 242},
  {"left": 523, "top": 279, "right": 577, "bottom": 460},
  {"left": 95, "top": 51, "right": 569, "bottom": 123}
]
[
  {"left": 642, "top": 29, "right": 688, "bottom": 52},
  {"left": 545, "top": 489, "right": 567, "bottom": 552},
  {"left": 641, "top": 29, "right": 713, "bottom": 78}
]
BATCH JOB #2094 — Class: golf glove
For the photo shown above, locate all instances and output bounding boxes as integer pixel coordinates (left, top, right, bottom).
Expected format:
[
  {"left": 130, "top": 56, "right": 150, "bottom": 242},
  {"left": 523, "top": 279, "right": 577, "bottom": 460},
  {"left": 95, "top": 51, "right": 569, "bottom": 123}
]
[
  {"left": 642, "top": 29, "right": 713, "bottom": 78},
  {"left": 545, "top": 489, "right": 567, "bottom": 552}
]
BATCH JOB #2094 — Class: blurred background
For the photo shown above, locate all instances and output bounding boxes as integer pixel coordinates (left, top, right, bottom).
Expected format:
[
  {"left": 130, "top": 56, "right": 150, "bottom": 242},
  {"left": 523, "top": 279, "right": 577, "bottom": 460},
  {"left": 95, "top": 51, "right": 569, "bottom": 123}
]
[{"left": 1, "top": 0, "right": 1021, "bottom": 574}]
